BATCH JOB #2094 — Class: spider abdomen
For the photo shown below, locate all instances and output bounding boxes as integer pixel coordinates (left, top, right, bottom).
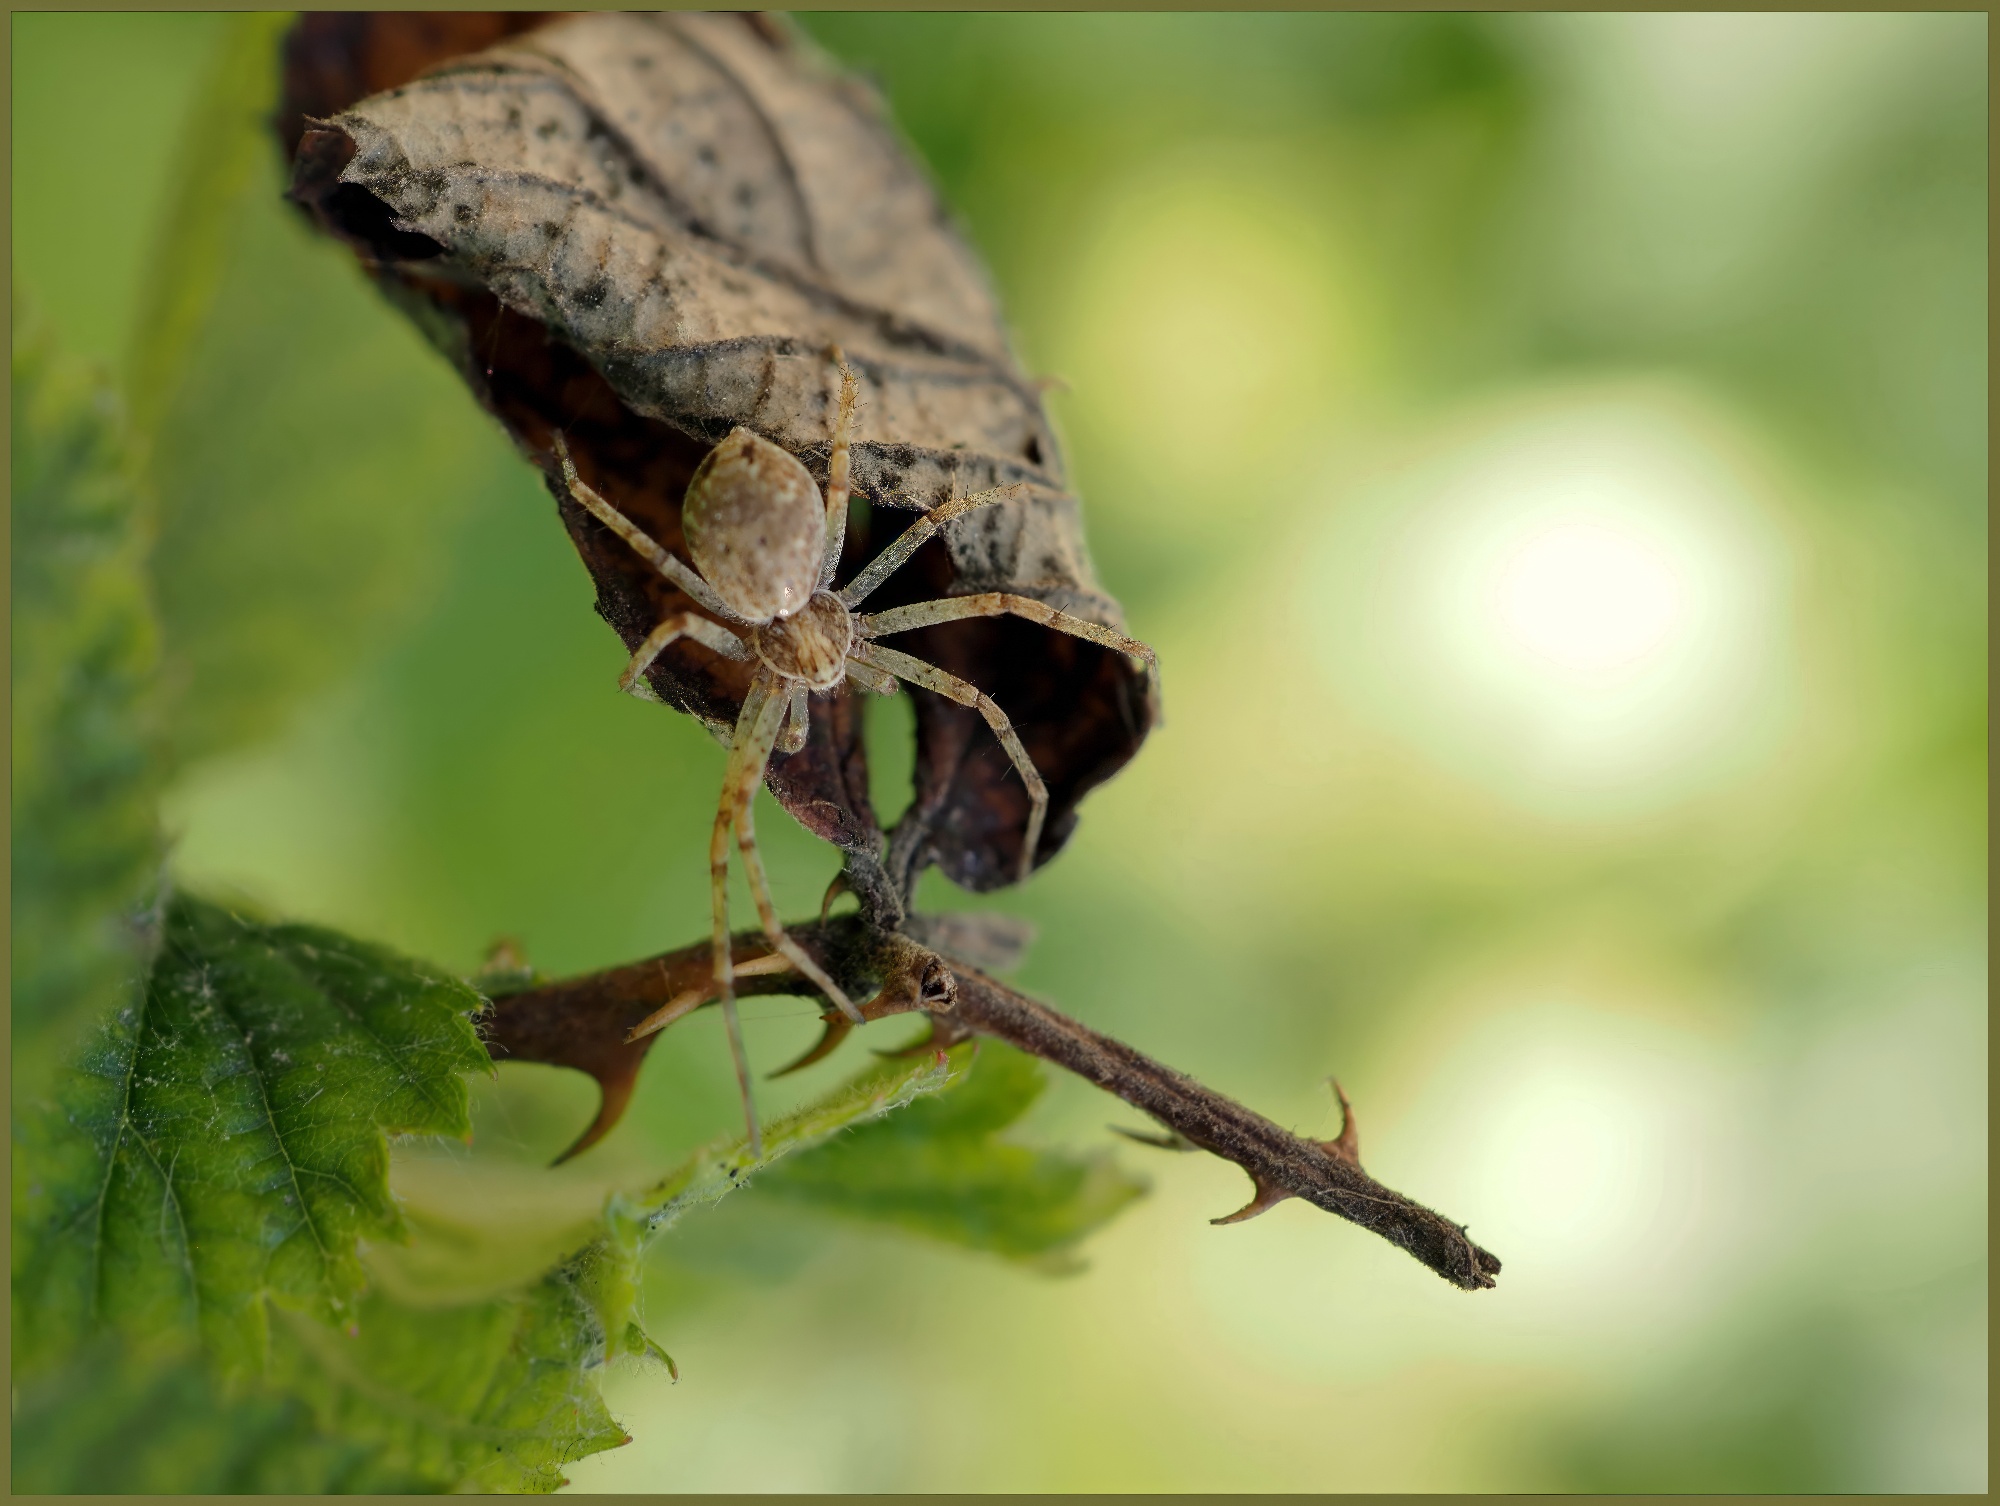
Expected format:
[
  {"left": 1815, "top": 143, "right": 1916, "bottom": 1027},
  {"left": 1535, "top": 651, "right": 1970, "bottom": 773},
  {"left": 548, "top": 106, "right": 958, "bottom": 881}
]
[
  {"left": 752, "top": 591, "right": 853, "bottom": 690},
  {"left": 683, "top": 427, "right": 825, "bottom": 623}
]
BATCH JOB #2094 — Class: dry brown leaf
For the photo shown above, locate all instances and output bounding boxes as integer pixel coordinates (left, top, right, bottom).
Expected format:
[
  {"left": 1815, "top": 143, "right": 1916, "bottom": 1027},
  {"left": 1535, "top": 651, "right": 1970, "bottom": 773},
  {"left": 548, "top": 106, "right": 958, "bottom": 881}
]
[{"left": 283, "top": 11, "right": 1155, "bottom": 901}]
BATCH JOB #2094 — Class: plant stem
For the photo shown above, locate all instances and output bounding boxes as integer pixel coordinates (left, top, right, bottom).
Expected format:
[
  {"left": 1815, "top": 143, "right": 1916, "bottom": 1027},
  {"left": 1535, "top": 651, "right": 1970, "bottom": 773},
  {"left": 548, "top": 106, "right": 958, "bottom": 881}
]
[
  {"left": 480, "top": 915, "right": 1500, "bottom": 1290},
  {"left": 942, "top": 963, "right": 1498, "bottom": 1289}
]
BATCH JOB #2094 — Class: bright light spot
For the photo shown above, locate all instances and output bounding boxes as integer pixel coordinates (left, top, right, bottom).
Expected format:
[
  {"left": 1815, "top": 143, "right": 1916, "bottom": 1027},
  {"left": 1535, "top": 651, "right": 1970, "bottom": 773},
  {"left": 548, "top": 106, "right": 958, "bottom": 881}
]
[
  {"left": 1402, "top": 992, "right": 1752, "bottom": 1332},
  {"left": 1474, "top": 1034, "right": 1681, "bottom": 1260},
  {"left": 1179, "top": 987, "right": 1753, "bottom": 1384},
  {"left": 1303, "top": 387, "right": 1794, "bottom": 816},
  {"left": 1492, "top": 519, "right": 1687, "bottom": 674}
]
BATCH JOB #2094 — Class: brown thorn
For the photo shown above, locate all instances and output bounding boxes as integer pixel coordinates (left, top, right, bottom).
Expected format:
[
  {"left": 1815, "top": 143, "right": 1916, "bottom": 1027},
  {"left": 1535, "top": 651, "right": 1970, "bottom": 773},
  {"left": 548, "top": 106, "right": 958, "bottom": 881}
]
[
  {"left": 1321, "top": 1076, "right": 1361, "bottom": 1166},
  {"left": 768, "top": 1011, "right": 854, "bottom": 1078},
  {"left": 871, "top": 1010, "right": 971, "bottom": 1060},
  {"left": 482, "top": 935, "right": 528, "bottom": 972},
  {"left": 623, "top": 985, "right": 709, "bottom": 1044},
  {"left": 1211, "top": 1174, "right": 1294, "bottom": 1226},
  {"left": 1108, "top": 1124, "right": 1198, "bottom": 1152},
  {"left": 625, "top": 954, "right": 793, "bottom": 1044},
  {"left": 550, "top": 1073, "right": 638, "bottom": 1166},
  {"left": 819, "top": 870, "right": 851, "bottom": 924},
  {"left": 871, "top": 1016, "right": 938, "bottom": 1059}
]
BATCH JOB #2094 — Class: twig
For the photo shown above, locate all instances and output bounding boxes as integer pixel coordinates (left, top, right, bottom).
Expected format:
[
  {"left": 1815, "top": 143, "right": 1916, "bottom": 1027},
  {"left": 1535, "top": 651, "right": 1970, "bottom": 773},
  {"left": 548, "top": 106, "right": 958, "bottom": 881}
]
[
  {"left": 943, "top": 963, "right": 1499, "bottom": 1289},
  {"left": 480, "top": 916, "right": 1500, "bottom": 1290}
]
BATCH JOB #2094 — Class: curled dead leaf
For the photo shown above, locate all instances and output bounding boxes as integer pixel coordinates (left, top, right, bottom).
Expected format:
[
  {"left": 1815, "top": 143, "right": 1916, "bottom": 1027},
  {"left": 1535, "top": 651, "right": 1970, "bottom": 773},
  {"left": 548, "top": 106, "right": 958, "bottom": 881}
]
[{"left": 280, "top": 11, "right": 1156, "bottom": 902}]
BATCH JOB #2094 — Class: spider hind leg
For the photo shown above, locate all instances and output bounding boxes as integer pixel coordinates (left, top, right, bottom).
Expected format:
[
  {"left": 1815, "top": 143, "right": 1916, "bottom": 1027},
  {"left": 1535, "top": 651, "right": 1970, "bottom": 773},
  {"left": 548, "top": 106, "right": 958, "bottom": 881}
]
[
  {"left": 850, "top": 642, "right": 1050, "bottom": 883},
  {"left": 710, "top": 674, "right": 790, "bottom": 1157}
]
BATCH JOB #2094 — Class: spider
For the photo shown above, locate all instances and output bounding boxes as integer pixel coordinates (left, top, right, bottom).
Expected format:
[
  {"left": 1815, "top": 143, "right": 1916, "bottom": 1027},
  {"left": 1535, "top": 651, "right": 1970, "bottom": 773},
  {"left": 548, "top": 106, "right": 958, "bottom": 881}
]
[{"left": 550, "top": 356, "right": 1157, "bottom": 1154}]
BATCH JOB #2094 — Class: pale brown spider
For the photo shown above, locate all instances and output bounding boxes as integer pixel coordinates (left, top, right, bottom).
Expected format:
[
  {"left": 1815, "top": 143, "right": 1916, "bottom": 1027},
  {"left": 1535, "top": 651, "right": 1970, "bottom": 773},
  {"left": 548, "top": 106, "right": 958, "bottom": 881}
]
[{"left": 551, "top": 357, "right": 1157, "bottom": 1153}]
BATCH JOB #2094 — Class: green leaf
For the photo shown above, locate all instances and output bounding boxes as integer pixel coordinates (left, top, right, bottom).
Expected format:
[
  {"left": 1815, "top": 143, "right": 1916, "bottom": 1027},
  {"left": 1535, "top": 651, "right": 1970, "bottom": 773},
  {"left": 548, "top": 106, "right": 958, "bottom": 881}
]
[
  {"left": 9, "top": 302, "right": 165, "bottom": 1071},
  {"left": 14, "top": 898, "right": 1128, "bottom": 1494},
  {"left": 125, "top": 12, "right": 297, "bottom": 438},
  {"left": 11, "top": 1334, "right": 424, "bottom": 1493},
  {"left": 261, "top": 1247, "right": 636, "bottom": 1493},
  {"left": 752, "top": 1040, "right": 1149, "bottom": 1267},
  {"left": 365, "top": 1047, "right": 964, "bottom": 1307},
  {"left": 13, "top": 892, "right": 489, "bottom": 1381},
  {"left": 11, "top": 883, "right": 632, "bottom": 1492},
  {"left": 293, "top": 1050, "right": 968, "bottom": 1491},
  {"left": 131, "top": 14, "right": 500, "bottom": 768},
  {"left": 626, "top": 1045, "right": 964, "bottom": 1234}
]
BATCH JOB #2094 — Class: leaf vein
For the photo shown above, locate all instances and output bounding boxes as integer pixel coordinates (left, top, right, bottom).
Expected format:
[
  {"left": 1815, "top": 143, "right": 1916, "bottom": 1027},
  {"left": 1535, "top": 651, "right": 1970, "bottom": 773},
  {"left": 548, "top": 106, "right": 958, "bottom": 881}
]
[
  {"left": 85, "top": 993, "right": 148, "bottom": 1325},
  {"left": 280, "top": 942, "right": 464, "bottom": 1127},
  {"left": 207, "top": 983, "right": 339, "bottom": 1286}
]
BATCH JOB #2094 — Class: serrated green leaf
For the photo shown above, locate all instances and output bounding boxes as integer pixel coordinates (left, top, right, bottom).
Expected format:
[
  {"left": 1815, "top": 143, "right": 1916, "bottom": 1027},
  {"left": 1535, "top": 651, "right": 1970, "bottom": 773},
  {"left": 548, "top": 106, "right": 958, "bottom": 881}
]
[
  {"left": 13, "top": 892, "right": 489, "bottom": 1380},
  {"left": 263, "top": 1249, "right": 635, "bottom": 1494},
  {"left": 752, "top": 1040, "right": 1149, "bottom": 1267},
  {"left": 305, "top": 1055, "right": 966, "bottom": 1491},
  {"left": 9, "top": 303, "right": 165, "bottom": 1071}
]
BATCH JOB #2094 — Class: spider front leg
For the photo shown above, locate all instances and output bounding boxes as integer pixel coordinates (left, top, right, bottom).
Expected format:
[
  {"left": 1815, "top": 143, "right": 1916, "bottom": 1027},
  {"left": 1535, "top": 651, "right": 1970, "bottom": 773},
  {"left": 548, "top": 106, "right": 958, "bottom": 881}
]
[
  {"left": 619, "top": 611, "right": 749, "bottom": 697},
  {"left": 817, "top": 353, "right": 859, "bottom": 591},
  {"left": 851, "top": 642, "right": 1050, "bottom": 883},
  {"left": 551, "top": 432, "right": 742, "bottom": 624},
  {"left": 857, "top": 592, "right": 1160, "bottom": 711},
  {"left": 838, "top": 475, "right": 1033, "bottom": 609}
]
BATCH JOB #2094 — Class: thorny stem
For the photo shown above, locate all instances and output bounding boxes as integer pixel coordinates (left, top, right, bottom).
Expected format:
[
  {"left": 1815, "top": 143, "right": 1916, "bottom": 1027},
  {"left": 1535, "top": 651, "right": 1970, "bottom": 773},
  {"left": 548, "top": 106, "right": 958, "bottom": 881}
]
[
  {"left": 943, "top": 966, "right": 1499, "bottom": 1289},
  {"left": 481, "top": 915, "right": 1500, "bottom": 1291}
]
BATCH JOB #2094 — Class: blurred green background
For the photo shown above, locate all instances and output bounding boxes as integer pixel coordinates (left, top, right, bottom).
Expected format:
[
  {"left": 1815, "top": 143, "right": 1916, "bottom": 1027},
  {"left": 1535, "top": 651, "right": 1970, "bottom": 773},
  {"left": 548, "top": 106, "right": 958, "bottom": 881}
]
[{"left": 13, "top": 10, "right": 1985, "bottom": 1492}]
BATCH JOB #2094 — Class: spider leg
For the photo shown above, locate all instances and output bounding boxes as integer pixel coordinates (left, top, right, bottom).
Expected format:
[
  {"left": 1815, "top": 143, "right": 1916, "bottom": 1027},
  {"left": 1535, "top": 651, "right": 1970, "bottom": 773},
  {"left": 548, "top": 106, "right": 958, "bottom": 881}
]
[
  {"left": 818, "top": 353, "right": 859, "bottom": 590},
  {"left": 857, "top": 591, "right": 1160, "bottom": 712},
  {"left": 851, "top": 642, "right": 1049, "bottom": 883},
  {"left": 623, "top": 953, "right": 793, "bottom": 1046},
  {"left": 551, "top": 432, "right": 743, "bottom": 624},
  {"left": 618, "top": 611, "right": 750, "bottom": 697},
  {"left": 837, "top": 476, "right": 1034, "bottom": 609},
  {"left": 844, "top": 658, "right": 899, "bottom": 696},
  {"left": 776, "top": 682, "right": 809, "bottom": 755},
  {"left": 731, "top": 717, "right": 866, "bottom": 1025},
  {"left": 712, "top": 670, "right": 786, "bottom": 1156}
]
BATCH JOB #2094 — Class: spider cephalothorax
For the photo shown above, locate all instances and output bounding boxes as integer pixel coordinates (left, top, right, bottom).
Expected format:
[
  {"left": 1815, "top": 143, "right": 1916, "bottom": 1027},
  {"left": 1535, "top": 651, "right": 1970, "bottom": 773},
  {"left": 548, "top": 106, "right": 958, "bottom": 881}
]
[{"left": 552, "top": 355, "right": 1157, "bottom": 1152}]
